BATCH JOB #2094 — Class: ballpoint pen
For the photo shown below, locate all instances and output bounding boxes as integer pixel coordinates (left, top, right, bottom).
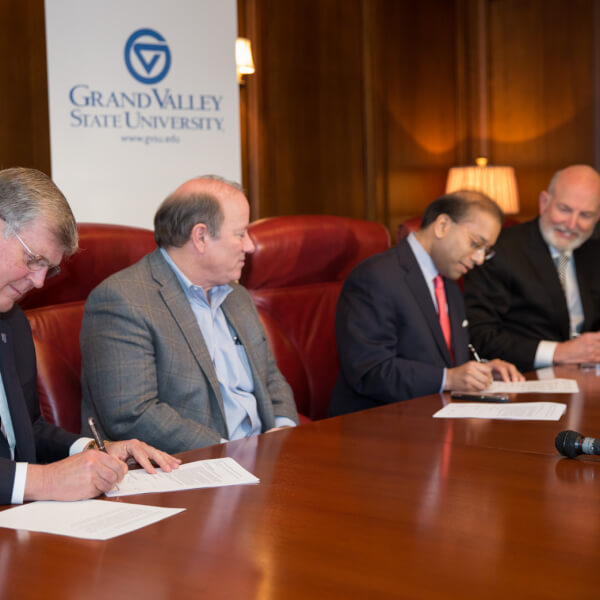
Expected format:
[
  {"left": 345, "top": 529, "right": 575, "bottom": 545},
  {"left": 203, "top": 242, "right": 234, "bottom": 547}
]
[
  {"left": 87, "top": 417, "right": 119, "bottom": 491},
  {"left": 468, "top": 343, "right": 483, "bottom": 363},
  {"left": 87, "top": 417, "right": 107, "bottom": 452}
]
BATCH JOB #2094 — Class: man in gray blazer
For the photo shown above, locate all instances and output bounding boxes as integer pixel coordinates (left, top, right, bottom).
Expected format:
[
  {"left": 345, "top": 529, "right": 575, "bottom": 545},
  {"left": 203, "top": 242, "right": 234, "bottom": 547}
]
[{"left": 80, "top": 176, "right": 298, "bottom": 453}]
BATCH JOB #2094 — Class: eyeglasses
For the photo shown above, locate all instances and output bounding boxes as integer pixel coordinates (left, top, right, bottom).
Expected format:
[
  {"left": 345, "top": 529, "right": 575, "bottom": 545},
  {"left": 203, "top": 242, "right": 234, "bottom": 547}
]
[
  {"left": 456, "top": 223, "right": 496, "bottom": 261},
  {"left": 12, "top": 230, "right": 61, "bottom": 279}
]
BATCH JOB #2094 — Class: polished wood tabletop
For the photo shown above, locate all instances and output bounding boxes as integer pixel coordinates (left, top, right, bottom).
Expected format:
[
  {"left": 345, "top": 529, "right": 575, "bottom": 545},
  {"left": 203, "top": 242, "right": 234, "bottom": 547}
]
[{"left": 2, "top": 365, "right": 600, "bottom": 599}]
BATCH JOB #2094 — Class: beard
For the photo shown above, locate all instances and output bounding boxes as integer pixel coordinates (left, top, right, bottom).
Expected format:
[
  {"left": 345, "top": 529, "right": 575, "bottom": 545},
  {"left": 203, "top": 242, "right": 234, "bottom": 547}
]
[{"left": 539, "top": 219, "right": 593, "bottom": 252}]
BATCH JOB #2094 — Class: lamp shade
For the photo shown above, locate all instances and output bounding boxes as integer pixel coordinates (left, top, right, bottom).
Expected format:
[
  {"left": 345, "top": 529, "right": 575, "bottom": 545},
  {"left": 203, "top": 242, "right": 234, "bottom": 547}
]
[
  {"left": 445, "top": 162, "right": 520, "bottom": 214},
  {"left": 236, "top": 38, "right": 255, "bottom": 77}
]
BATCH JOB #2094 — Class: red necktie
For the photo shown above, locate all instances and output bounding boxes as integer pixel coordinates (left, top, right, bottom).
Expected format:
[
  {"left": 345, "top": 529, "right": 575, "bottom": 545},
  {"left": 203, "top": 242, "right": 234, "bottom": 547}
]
[{"left": 434, "top": 274, "right": 454, "bottom": 364}]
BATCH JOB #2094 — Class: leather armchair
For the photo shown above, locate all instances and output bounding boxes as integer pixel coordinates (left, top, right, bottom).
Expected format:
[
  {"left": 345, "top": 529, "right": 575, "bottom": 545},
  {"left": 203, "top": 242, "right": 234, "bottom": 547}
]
[{"left": 242, "top": 215, "right": 390, "bottom": 420}]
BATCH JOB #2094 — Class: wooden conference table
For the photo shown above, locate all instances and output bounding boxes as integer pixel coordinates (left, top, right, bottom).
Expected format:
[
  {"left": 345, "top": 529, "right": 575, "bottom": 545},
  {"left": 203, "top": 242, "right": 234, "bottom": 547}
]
[{"left": 2, "top": 365, "right": 600, "bottom": 599}]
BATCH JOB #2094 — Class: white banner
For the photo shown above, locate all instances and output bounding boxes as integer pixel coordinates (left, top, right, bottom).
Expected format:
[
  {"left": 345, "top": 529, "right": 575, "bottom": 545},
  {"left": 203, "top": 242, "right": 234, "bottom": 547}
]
[{"left": 45, "top": 0, "right": 241, "bottom": 229}]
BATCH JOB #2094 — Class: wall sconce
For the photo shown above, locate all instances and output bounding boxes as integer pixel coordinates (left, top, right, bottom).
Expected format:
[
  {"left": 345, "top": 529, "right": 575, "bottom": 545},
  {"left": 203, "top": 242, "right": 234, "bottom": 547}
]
[
  {"left": 236, "top": 37, "right": 255, "bottom": 84},
  {"left": 446, "top": 157, "right": 520, "bottom": 214}
]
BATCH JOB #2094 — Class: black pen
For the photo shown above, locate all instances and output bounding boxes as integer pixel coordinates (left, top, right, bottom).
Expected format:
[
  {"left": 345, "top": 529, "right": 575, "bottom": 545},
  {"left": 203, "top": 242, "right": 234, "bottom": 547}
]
[{"left": 87, "top": 417, "right": 119, "bottom": 491}]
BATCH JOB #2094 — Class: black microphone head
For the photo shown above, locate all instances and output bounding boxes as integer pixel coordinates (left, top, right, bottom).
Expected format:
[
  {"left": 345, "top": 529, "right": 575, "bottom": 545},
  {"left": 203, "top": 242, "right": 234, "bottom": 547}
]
[{"left": 555, "top": 430, "right": 583, "bottom": 458}]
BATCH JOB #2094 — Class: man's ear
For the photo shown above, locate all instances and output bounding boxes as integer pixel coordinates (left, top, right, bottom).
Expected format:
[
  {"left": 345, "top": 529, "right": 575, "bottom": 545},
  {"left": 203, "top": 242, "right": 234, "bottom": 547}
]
[
  {"left": 191, "top": 223, "right": 209, "bottom": 251},
  {"left": 433, "top": 213, "right": 452, "bottom": 239},
  {"left": 539, "top": 190, "right": 550, "bottom": 214}
]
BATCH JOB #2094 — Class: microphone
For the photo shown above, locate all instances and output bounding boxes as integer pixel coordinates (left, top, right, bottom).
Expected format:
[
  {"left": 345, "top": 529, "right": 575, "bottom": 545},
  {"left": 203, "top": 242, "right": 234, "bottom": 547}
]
[{"left": 555, "top": 430, "right": 600, "bottom": 458}]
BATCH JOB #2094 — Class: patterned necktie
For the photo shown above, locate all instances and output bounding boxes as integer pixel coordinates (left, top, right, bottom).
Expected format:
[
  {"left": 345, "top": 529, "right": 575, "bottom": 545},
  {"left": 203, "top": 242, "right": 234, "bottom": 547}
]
[
  {"left": 556, "top": 253, "right": 569, "bottom": 297},
  {"left": 434, "top": 274, "right": 454, "bottom": 364}
]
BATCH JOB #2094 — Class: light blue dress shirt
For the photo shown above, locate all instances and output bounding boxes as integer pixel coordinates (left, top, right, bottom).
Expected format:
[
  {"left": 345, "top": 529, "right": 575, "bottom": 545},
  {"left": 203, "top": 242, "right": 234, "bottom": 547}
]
[{"left": 160, "top": 249, "right": 295, "bottom": 440}]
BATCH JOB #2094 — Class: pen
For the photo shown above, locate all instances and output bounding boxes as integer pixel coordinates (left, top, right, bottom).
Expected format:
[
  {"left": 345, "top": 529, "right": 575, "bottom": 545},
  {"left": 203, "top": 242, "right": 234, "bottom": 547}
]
[
  {"left": 87, "top": 417, "right": 107, "bottom": 453},
  {"left": 87, "top": 417, "right": 119, "bottom": 492},
  {"left": 468, "top": 343, "right": 482, "bottom": 363}
]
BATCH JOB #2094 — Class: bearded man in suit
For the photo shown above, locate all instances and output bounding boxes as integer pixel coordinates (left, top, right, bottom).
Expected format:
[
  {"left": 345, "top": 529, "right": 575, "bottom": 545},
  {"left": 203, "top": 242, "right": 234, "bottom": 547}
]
[
  {"left": 464, "top": 165, "right": 600, "bottom": 372},
  {"left": 81, "top": 176, "right": 298, "bottom": 452},
  {"left": 329, "top": 190, "right": 522, "bottom": 417}
]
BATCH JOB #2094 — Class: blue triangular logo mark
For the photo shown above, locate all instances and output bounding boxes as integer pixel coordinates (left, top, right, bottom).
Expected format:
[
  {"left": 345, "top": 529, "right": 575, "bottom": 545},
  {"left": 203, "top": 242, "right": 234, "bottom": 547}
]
[{"left": 133, "top": 43, "right": 165, "bottom": 74}]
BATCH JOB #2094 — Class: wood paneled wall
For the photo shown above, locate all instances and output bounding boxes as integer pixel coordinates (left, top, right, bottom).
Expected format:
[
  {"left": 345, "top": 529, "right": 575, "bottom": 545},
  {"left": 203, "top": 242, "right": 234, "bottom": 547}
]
[
  {"left": 0, "top": 0, "right": 49, "bottom": 173},
  {"left": 0, "top": 0, "right": 598, "bottom": 237},
  {"left": 240, "top": 0, "right": 600, "bottom": 235}
]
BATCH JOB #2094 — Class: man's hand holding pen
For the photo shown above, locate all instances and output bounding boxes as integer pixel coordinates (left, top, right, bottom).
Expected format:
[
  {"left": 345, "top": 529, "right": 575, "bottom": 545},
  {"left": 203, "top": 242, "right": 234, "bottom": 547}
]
[{"left": 445, "top": 344, "right": 524, "bottom": 392}]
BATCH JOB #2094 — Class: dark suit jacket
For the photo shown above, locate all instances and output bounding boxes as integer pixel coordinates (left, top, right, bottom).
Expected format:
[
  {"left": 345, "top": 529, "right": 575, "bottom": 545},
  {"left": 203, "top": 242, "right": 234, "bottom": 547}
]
[
  {"left": 81, "top": 249, "right": 298, "bottom": 454},
  {"left": 329, "top": 240, "right": 470, "bottom": 416},
  {"left": 0, "top": 306, "right": 79, "bottom": 504},
  {"left": 463, "top": 218, "right": 600, "bottom": 372}
]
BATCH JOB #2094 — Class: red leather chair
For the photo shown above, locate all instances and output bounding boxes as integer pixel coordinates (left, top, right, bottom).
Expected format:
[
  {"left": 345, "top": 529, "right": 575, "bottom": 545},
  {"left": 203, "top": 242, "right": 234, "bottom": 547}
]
[
  {"left": 241, "top": 215, "right": 391, "bottom": 421},
  {"left": 25, "top": 301, "right": 85, "bottom": 434},
  {"left": 19, "top": 223, "right": 156, "bottom": 310}
]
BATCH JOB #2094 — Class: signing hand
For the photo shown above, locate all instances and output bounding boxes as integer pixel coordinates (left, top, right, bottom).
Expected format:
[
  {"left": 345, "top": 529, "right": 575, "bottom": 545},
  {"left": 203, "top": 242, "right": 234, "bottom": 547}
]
[{"left": 445, "top": 360, "right": 494, "bottom": 392}]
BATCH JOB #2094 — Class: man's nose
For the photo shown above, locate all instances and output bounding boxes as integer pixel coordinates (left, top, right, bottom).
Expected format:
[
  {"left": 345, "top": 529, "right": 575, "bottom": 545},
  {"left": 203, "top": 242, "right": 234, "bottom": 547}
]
[
  {"left": 243, "top": 232, "right": 256, "bottom": 254},
  {"left": 566, "top": 212, "right": 579, "bottom": 231},
  {"left": 472, "top": 248, "right": 485, "bottom": 266},
  {"left": 28, "top": 268, "right": 47, "bottom": 289}
]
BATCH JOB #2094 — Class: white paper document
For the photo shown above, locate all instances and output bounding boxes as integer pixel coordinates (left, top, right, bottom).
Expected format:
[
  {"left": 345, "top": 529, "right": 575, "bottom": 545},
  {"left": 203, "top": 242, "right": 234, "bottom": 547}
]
[
  {"left": 0, "top": 500, "right": 184, "bottom": 540},
  {"left": 484, "top": 378, "right": 579, "bottom": 394},
  {"left": 106, "top": 457, "right": 259, "bottom": 497},
  {"left": 433, "top": 402, "right": 567, "bottom": 421}
]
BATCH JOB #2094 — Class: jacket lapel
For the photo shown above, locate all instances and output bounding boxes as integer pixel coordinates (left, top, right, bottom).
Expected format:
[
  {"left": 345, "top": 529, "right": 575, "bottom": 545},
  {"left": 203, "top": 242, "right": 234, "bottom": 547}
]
[
  {"left": 148, "top": 250, "right": 226, "bottom": 420},
  {"left": 399, "top": 243, "right": 454, "bottom": 366},
  {"left": 526, "top": 221, "right": 570, "bottom": 339},
  {"left": 0, "top": 314, "right": 36, "bottom": 461},
  {"left": 574, "top": 243, "right": 596, "bottom": 331}
]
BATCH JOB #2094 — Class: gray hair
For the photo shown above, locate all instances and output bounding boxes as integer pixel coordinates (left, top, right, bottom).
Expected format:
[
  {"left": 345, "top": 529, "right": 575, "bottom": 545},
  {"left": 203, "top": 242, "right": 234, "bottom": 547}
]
[
  {"left": 0, "top": 167, "right": 78, "bottom": 256},
  {"left": 154, "top": 175, "right": 244, "bottom": 248}
]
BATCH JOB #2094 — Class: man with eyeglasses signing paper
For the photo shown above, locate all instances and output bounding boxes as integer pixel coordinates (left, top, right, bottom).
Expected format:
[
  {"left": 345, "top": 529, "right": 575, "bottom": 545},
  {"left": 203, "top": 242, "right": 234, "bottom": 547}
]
[
  {"left": 464, "top": 165, "right": 600, "bottom": 372},
  {"left": 329, "top": 190, "right": 523, "bottom": 417},
  {"left": 0, "top": 167, "right": 180, "bottom": 505}
]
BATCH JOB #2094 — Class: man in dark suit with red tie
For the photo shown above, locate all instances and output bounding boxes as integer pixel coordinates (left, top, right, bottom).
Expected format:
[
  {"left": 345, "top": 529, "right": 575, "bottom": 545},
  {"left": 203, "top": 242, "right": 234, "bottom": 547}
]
[
  {"left": 329, "top": 190, "right": 522, "bottom": 416},
  {"left": 0, "top": 167, "right": 180, "bottom": 505}
]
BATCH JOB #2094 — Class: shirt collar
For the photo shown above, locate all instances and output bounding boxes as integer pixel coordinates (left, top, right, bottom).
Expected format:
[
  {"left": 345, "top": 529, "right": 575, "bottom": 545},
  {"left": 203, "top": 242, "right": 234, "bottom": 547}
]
[
  {"left": 407, "top": 232, "right": 439, "bottom": 282},
  {"left": 547, "top": 244, "right": 572, "bottom": 260},
  {"left": 159, "top": 247, "right": 232, "bottom": 308}
]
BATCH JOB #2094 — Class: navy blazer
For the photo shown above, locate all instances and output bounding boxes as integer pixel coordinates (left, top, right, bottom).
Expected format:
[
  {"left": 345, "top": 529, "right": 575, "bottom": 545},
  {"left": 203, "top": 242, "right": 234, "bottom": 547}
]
[
  {"left": 329, "top": 239, "right": 470, "bottom": 416},
  {"left": 463, "top": 218, "right": 600, "bottom": 372},
  {"left": 0, "top": 306, "right": 78, "bottom": 504}
]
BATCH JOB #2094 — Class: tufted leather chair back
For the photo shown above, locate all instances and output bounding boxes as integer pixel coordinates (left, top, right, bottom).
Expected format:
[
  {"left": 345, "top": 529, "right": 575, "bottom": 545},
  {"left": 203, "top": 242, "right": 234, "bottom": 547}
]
[{"left": 242, "top": 215, "right": 390, "bottom": 420}]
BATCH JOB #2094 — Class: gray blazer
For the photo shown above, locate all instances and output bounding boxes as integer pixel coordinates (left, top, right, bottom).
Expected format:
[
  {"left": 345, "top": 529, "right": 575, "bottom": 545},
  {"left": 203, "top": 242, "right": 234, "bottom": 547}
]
[{"left": 80, "top": 249, "right": 297, "bottom": 453}]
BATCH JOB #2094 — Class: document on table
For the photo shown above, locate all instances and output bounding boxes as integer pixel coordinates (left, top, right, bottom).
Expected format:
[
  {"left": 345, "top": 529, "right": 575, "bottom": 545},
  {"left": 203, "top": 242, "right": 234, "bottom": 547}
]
[
  {"left": 484, "top": 378, "right": 579, "bottom": 394},
  {"left": 433, "top": 402, "right": 567, "bottom": 421},
  {"left": 0, "top": 500, "right": 184, "bottom": 540},
  {"left": 106, "top": 457, "right": 259, "bottom": 497}
]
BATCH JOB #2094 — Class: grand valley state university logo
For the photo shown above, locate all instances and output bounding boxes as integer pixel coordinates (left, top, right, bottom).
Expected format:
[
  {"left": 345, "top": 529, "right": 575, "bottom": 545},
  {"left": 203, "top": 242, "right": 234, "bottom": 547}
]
[
  {"left": 124, "top": 28, "right": 171, "bottom": 84},
  {"left": 65, "top": 26, "right": 224, "bottom": 135}
]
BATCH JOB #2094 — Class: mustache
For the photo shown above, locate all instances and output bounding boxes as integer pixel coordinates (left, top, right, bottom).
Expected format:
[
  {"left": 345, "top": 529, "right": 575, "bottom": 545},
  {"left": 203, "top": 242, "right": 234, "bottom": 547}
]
[{"left": 554, "top": 225, "right": 580, "bottom": 237}]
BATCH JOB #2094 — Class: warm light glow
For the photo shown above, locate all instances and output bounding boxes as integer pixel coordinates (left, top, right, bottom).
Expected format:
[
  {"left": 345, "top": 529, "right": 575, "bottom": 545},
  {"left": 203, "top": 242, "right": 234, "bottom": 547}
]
[
  {"left": 446, "top": 160, "right": 520, "bottom": 214},
  {"left": 236, "top": 37, "right": 255, "bottom": 83}
]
